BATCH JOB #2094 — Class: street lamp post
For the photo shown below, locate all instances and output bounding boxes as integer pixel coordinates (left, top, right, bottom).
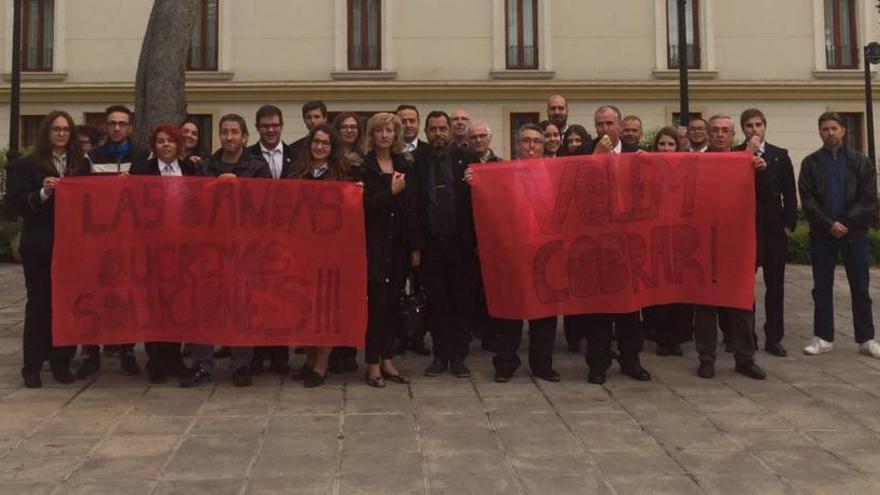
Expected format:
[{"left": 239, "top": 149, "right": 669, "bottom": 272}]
[
  {"left": 863, "top": 42, "right": 880, "bottom": 165},
  {"left": 7, "top": 0, "right": 21, "bottom": 160},
  {"left": 677, "top": 0, "right": 689, "bottom": 128}
]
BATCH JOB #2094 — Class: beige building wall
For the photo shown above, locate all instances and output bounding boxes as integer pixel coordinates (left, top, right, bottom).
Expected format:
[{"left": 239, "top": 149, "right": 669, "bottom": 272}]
[{"left": 1, "top": 0, "right": 880, "bottom": 168}]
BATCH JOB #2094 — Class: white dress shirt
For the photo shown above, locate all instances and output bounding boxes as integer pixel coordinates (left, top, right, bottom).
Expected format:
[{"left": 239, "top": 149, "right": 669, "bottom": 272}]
[
  {"left": 261, "top": 141, "right": 284, "bottom": 179},
  {"left": 158, "top": 158, "right": 183, "bottom": 177}
]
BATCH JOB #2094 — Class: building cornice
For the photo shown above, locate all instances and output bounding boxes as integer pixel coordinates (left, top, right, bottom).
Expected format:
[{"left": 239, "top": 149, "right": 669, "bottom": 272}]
[{"left": 0, "top": 79, "right": 876, "bottom": 103}]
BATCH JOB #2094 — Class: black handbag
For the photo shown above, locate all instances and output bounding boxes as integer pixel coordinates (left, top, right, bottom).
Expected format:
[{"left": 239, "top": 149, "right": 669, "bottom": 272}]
[{"left": 399, "top": 268, "right": 428, "bottom": 340}]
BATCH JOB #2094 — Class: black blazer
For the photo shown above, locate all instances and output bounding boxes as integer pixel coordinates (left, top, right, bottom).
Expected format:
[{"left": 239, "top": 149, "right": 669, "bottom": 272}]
[
  {"left": 6, "top": 156, "right": 60, "bottom": 254},
  {"left": 359, "top": 151, "right": 418, "bottom": 285},
  {"left": 587, "top": 138, "right": 640, "bottom": 154},
  {"left": 246, "top": 142, "right": 296, "bottom": 179},
  {"left": 130, "top": 157, "right": 201, "bottom": 176},
  {"left": 734, "top": 141, "right": 797, "bottom": 232},
  {"left": 201, "top": 150, "right": 272, "bottom": 178}
]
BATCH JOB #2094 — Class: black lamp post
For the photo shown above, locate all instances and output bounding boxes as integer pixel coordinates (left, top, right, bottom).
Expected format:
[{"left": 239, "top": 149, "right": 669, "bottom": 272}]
[
  {"left": 677, "top": 0, "right": 689, "bottom": 128},
  {"left": 7, "top": 0, "right": 22, "bottom": 161},
  {"left": 864, "top": 42, "right": 880, "bottom": 165}
]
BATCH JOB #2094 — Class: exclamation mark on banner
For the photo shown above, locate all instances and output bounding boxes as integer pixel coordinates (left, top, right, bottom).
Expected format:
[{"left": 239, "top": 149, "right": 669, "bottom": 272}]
[
  {"left": 314, "top": 268, "right": 341, "bottom": 334},
  {"left": 710, "top": 225, "right": 718, "bottom": 284}
]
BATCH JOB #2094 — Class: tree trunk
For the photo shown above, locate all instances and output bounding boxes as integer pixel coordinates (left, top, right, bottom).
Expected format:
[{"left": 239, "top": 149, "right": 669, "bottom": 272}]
[{"left": 133, "top": 0, "right": 199, "bottom": 148}]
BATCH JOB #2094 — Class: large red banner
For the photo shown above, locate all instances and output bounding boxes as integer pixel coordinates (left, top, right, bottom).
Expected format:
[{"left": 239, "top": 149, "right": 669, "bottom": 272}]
[
  {"left": 51, "top": 176, "right": 367, "bottom": 347},
  {"left": 470, "top": 152, "right": 757, "bottom": 320}
]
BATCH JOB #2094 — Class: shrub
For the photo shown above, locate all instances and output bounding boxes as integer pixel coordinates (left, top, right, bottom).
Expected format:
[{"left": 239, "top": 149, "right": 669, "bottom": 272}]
[{"left": 786, "top": 219, "right": 880, "bottom": 265}]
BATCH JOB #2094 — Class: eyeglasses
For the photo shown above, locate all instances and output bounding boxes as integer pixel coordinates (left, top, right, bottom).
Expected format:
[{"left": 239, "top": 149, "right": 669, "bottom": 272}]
[
  {"left": 106, "top": 121, "right": 131, "bottom": 128},
  {"left": 469, "top": 133, "right": 490, "bottom": 140},
  {"left": 311, "top": 139, "right": 332, "bottom": 148},
  {"left": 51, "top": 127, "right": 71, "bottom": 135}
]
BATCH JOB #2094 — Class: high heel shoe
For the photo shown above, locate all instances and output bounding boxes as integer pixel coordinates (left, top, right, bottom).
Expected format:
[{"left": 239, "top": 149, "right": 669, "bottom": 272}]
[
  {"left": 380, "top": 369, "right": 410, "bottom": 384},
  {"left": 365, "top": 372, "right": 385, "bottom": 388}
]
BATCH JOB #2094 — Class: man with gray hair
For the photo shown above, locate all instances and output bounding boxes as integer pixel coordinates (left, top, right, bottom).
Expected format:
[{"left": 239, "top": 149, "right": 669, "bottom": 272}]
[{"left": 467, "top": 121, "right": 500, "bottom": 163}]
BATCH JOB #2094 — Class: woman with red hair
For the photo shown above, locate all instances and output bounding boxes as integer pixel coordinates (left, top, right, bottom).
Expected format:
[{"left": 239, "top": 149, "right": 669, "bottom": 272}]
[{"left": 130, "top": 123, "right": 201, "bottom": 383}]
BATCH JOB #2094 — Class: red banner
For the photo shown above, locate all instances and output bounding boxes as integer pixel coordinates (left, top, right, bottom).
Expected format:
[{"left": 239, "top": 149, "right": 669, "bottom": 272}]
[
  {"left": 51, "top": 177, "right": 367, "bottom": 347},
  {"left": 470, "top": 152, "right": 757, "bottom": 320}
]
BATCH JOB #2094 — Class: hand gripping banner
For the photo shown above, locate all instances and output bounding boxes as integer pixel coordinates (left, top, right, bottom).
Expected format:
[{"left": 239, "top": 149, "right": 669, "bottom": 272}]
[
  {"left": 470, "top": 152, "right": 757, "bottom": 320},
  {"left": 51, "top": 176, "right": 367, "bottom": 347}
]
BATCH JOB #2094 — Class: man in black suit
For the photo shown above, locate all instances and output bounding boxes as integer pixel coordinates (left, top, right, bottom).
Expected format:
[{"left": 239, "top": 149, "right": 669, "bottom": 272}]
[
  {"left": 411, "top": 111, "right": 480, "bottom": 378},
  {"left": 397, "top": 104, "right": 428, "bottom": 156},
  {"left": 246, "top": 105, "right": 295, "bottom": 375},
  {"left": 734, "top": 108, "right": 797, "bottom": 357},
  {"left": 289, "top": 101, "right": 328, "bottom": 161},
  {"left": 567, "top": 105, "right": 651, "bottom": 385}
]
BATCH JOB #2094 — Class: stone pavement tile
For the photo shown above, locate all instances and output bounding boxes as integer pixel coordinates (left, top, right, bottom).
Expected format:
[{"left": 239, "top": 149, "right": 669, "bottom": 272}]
[
  {"left": 344, "top": 398, "right": 413, "bottom": 415},
  {"left": 427, "top": 472, "right": 519, "bottom": 495},
  {"left": 424, "top": 450, "right": 512, "bottom": 475},
  {"left": 851, "top": 413, "right": 880, "bottom": 433},
  {"left": 487, "top": 411, "right": 567, "bottom": 431},
  {"left": 0, "top": 455, "right": 80, "bottom": 482},
  {"left": 245, "top": 476, "right": 334, "bottom": 495},
  {"left": 409, "top": 381, "right": 479, "bottom": 399},
  {"left": 591, "top": 448, "right": 685, "bottom": 476},
  {"left": 0, "top": 482, "right": 55, "bottom": 495},
  {"left": 474, "top": 381, "right": 540, "bottom": 398},
  {"left": 339, "top": 474, "right": 425, "bottom": 495},
  {"left": 68, "top": 455, "right": 167, "bottom": 480},
  {"left": 562, "top": 411, "right": 641, "bottom": 430},
  {"left": 51, "top": 480, "right": 154, "bottom": 495},
  {"left": 274, "top": 394, "right": 342, "bottom": 415},
  {"left": 154, "top": 479, "right": 246, "bottom": 495},
  {"left": 733, "top": 430, "right": 817, "bottom": 450},
  {"left": 547, "top": 395, "right": 624, "bottom": 414},
  {"left": 481, "top": 395, "right": 553, "bottom": 413},
  {"left": 191, "top": 415, "right": 266, "bottom": 436},
  {"left": 342, "top": 413, "right": 414, "bottom": 434},
  {"left": 416, "top": 412, "right": 489, "bottom": 432},
  {"left": 201, "top": 397, "right": 273, "bottom": 416},
  {"left": 0, "top": 415, "right": 43, "bottom": 438},
  {"left": 683, "top": 395, "right": 767, "bottom": 414},
  {"left": 836, "top": 449, "right": 880, "bottom": 473},
  {"left": 805, "top": 430, "right": 880, "bottom": 451},
  {"left": 506, "top": 450, "right": 595, "bottom": 475},
  {"left": 650, "top": 427, "right": 742, "bottom": 452},
  {"left": 250, "top": 453, "right": 339, "bottom": 479},
  {"left": 113, "top": 415, "right": 194, "bottom": 436},
  {"left": 339, "top": 452, "right": 423, "bottom": 476},
  {"left": 131, "top": 398, "right": 205, "bottom": 417},
  {"left": 696, "top": 475, "right": 799, "bottom": 495},
  {"left": 421, "top": 429, "right": 498, "bottom": 452},
  {"left": 92, "top": 434, "right": 179, "bottom": 458},
  {"left": 140, "top": 387, "right": 212, "bottom": 401},
  {"left": 31, "top": 415, "right": 119, "bottom": 437},
  {"left": 632, "top": 411, "right": 717, "bottom": 432},
  {"left": 754, "top": 448, "right": 859, "bottom": 482},
  {"left": 13, "top": 435, "right": 100, "bottom": 457},
  {"left": 496, "top": 427, "right": 581, "bottom": 454},
  {"left": 705, "top": 412, "right": 794, "bottom": 432},
  {"left": 575, "top": 428, "right": 660, "bottom": 452},
  {"left": 341, "top": 431, "right": 419, "bottom": 453},
  {"left": 260, "top": 433, "right": 338, "bottom": 457},
  {"left": 668, "top": 449, "right": 774, "bottom": 475},
  {"left": 773, "top": 409, "right": 866, "bottom": 431},
  {"left": 346, "top": 382, "right": 411, "bottom": 399},
  {"left": 413, "top": 397, "right": 485, "bottom": 415},
  {"left": 607, "top": 474, "right": 704, "bottom": 495},
  {"left": 55, "top": 401, "right": 132, "bottom": 419},
  {"left": 268, "top": 414, "right": 340, "bottom": 436},
  {"left": 162, "top": 435, "right": 260, "bottom": 480},
  {"left": 518, "top": 474, "right": 612, "bottom": 495}
]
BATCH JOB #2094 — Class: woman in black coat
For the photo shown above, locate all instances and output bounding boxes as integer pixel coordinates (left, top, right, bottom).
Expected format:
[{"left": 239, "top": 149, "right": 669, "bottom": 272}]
[
  {"left": 6, "top": 111, "right": 89, "bottom": 388},
  {"left": 360, "top": 112, "right": 416, "bottom": 387}
]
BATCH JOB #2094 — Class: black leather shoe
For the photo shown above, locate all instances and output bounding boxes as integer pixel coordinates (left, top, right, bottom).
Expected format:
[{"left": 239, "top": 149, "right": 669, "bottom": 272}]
[
  {"left": 232, "top": 367, "right": 252, "bottom": 387},
  {"left": 148, "top": 367, "right": 168, "bottom": 384},
  {"left": 179, "top": 366, "right": 213, "bottom": 388},
  {"left": 303, "top": 369, "right": 326, "bottom": 388},
  {"left": 656, "top": 345, "right": 670, "bottom": 357},
  {"left": 735, "top": 361, "right": 766, "bottom": 380},
  {"left": 697, "top": 361, "right": 715, "bottom": 379},
  {"left": 294, "top": 363, "right": 313, "bottom": 380},
  {"left": 532, "top": 368, "right": 561, "bottom": 382},
  {"left": 494, "top": 370, "right": 514, "bottom": 383},
  {"left": 249, "top": 359, "right": 265, "bottom": 375},
  {"left": 408, "top": 337, "right": 432, "bottom": 356},
  {"left": 424, "top": 358, "right": 447, "bottom": 377},
  {"left": 76, "top": 356, "right": 101, "bottom": 380},
  {"left": 450, "top": 360, "right": 471, "bottom": 379},
  {"left": 343, "top": 355, "right": 359, "bottom": 373},
  {"left": 270, "top": 360, "right": 291, "bottom": 375},
  {"left": 381, "top": 370, "right": 410, "bottom": 384},
  {"left": 23, "top": 370, "right": 42, "bottom": 388},
  {"left": 51, "top": 367, "right": 75, "bottom": 384},
  {"left": 668, "top": 343, "right": 684, "bottom": 356},
  {"left": 328, "top": 357, "right": 345, "bottom": 374},
  {"left": 620, "top": 362, "right": 652, "bottom": 381},
  {"left": 764, "top": 342, "right": 787, "bottom": 357},
  {"left": 120, "top": 354, "right": 141, "bottom": 376},
  {"left": 587, "top": 369, "right": 606, "bottom": 385}
]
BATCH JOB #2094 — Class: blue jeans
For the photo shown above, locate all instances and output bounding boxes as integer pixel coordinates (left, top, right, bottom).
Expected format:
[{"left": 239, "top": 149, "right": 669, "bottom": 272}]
[{"left": 810, "top": 232, "right": 875, "bottom": 343}]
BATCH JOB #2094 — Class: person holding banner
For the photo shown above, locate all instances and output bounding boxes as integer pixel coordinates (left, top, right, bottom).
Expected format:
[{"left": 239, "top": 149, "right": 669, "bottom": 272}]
[
  {"left": 129, "top": 123, "right": 200, "bottom": 384},
  {"left": 474, "top": 124, "right": 561, "bottom": 383},
  {"left": 6, "top": 111, "right": 88, "bottom": 387},
  {"left": 287, "top": 123, "right": 356, "bottom": 387},
  {"left": 78, "top": 105, "right": 149, "bottom": 379},
  {"left": 360, "top": 112, "right": 414, "bottom": 387},
  {"left": 180, "top": 114, "right": 271, "bottom": 388}
]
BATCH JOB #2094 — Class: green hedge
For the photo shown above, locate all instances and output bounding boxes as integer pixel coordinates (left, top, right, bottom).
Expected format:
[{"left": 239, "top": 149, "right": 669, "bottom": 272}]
[{"left": 787, "top": 220, "right": 880, "bottom": 265}]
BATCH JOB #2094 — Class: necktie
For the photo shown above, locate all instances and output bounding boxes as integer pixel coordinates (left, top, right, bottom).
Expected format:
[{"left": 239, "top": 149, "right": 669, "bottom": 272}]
[{"left": 164, "top": 164, "right": 173, "bottom": 174}]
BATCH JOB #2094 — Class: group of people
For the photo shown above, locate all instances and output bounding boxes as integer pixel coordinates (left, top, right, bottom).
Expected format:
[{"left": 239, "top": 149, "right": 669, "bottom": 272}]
[{"left": 6, "top": 94, "right": 878, "bottom": 391}]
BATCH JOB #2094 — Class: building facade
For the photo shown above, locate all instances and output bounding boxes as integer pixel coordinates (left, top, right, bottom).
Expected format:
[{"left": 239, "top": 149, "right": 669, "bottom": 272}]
[{"left": 1, "top": 0, "right": 879, "bottom": 166}]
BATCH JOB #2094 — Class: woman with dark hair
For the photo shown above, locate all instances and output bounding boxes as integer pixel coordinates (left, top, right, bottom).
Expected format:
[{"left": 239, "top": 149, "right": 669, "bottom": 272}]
[
  {"left": 360, "top": 112, "right": 413, "bottom": 387},
  {"left": 563, "top": 124, "right": 592, "bottom": 156},
  {"left": 333, "top": 111, "right": 364, "bottom": 168},
  {"left": 7, "top": 111, "right": 88, "bottom": 388},
  {"left": 180, "top": 117, "right": 208, "bottom": 164},
  {"left": 644, "top": 126, "right": 695, "bottom": 357},
  {"left": 539, "top": 121, "right": 563, "bottom": 159},
  {"left": 288, "top": 123, "right": 352, "bottom": 387}
]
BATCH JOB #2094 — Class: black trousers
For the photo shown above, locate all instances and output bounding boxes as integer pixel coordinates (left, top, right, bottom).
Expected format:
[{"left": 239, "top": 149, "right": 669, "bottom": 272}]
[
  {"left": 252, "top": 346, "right": 290, "bottom": 365},
  {"left": 759, "top": 230, "right": 788, "bottom": 345},
  {"left": 21, "top": 251, "right": 75, "bottom": 374},
  {"left": 421, "top": 237, "right": 476, "bottom": 361},
  {"left": 694, "top": 305, "right": 756, "bottom": 365},
  {"left": 563, "top": 315, "right": 584, "bottom": 349},
  {"left": 365, "top": 239, "right": 408, "bottom": 364},
  {"left": 568, "top": 312, "right": 643, "bottom": 372},
  {"left": 643, "top": 305, "right": 694, "bottom": 347},
  {"left": 493, "top": 316, "right": 557, "bottom": 373},
  {"left": 144, "top": 342, "right": 185, "bottom": 374}
]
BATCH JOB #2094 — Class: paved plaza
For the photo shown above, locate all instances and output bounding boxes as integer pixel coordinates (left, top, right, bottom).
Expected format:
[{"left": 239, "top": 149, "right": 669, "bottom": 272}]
[{"left": 0, "top": 263, "right": 879, "bottom": 494}]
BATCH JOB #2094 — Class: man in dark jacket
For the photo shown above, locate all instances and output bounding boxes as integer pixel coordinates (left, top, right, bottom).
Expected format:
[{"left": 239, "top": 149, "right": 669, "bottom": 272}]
[
  {"left": 289, "top": 101, "right": 328, "bottom": 162},
  {"left": 734, "top": 108, "right": 797, "bottom": 357},
  {"left": 181, "top": 114, "right": 270, "bottom": 389},
  {"left": 411, "top": 111, "right": 480, "bottom": 378},
  {"left": 799, "top": 112, "right": 880, "bottom": 359}
]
